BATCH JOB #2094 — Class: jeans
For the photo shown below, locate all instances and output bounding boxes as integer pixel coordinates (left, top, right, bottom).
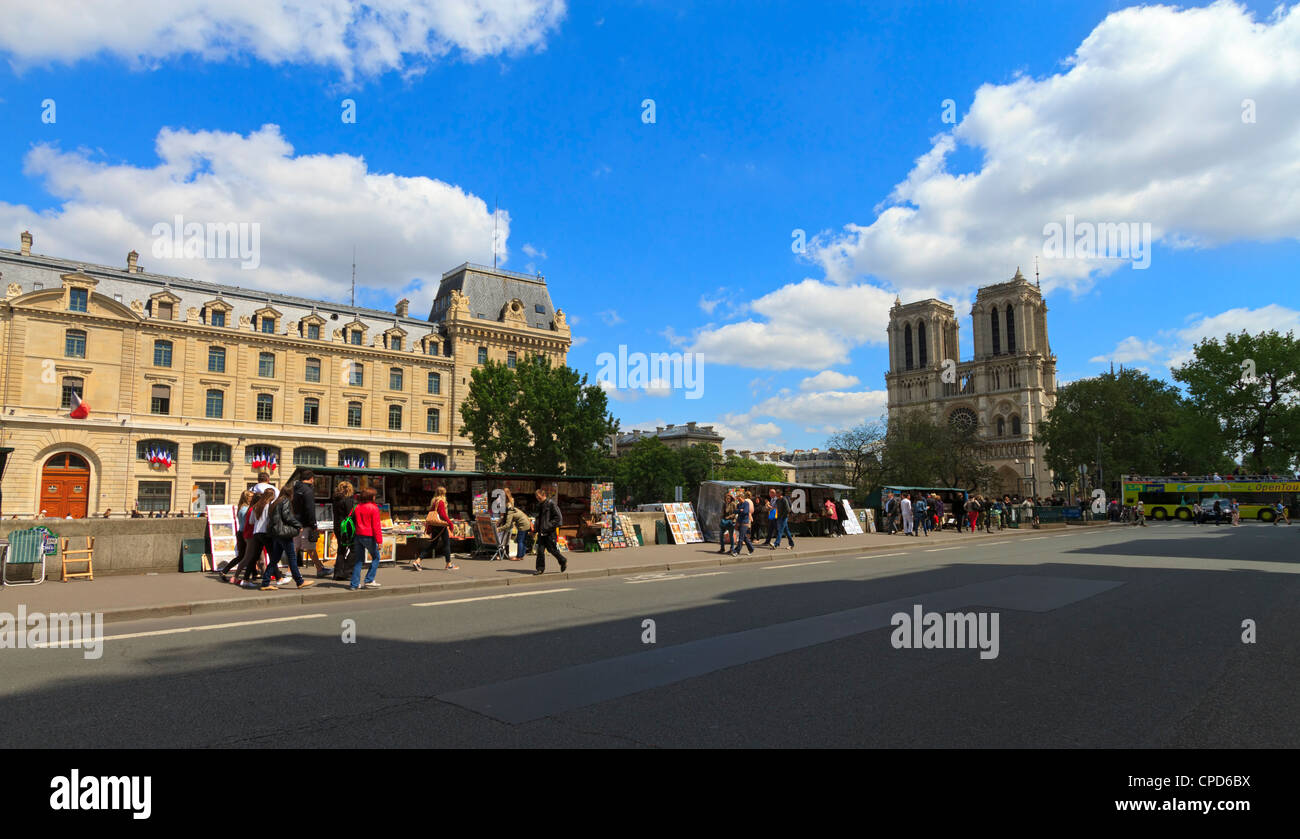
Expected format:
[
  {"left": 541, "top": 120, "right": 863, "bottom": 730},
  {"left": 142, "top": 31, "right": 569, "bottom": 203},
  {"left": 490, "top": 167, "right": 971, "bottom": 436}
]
[
  {"left": 262, "top": 536, "right": 302, "bottom": 587},
  {"left": 732, "top": 522, "right": 753, "bottom": 554},
  {"left": 918, "top": 513, "right": 930, "bottom": 535},
  {"left": 516, "top": 530, "right": 528, "bottom": 559},
  {"left": 775, "top": 518, "right": 794, "bottom": 547},
  {"left": 718, "top": 520, "right": 734, "bottom": 551},
  {"left": 350, "top": 535, "right": 381, "bottom": 588}
]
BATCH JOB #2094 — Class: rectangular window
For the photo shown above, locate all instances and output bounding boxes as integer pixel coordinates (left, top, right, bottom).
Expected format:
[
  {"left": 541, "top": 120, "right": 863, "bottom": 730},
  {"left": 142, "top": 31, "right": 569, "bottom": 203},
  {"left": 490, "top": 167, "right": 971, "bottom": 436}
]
[
  {"left": 193, "top": 481, "right": 227, "bottom": 509},
  {"left": 69, "top": 287, "right": 88, "bottom": 312},
  {"left": 210, "top": 310, "right": 226, "bottom": 328},
  {"left": 388, "top": 405, "right": 402, "bottom": 431},
  {"left": 307, "top": 323, "right": 320, "bottom": 340},
  {"left": 261, "top": 317, "right": 275, "bottom": 334},
  {"left": 427, "top": 408, "right": 440, "bottom": 433},
  {"left": 258, "top": 353, "right": 275, "bottom": 377},
  {"left": 351, "top": 330, "right": 363, "bottom": 345},
  {"left": 390, "top": 336, "right": 402, "bottom": 351},
  {"left": 348, "top": 362, "right": 364, "bottom": 387},
  {"left": 205, "top": 390, "right": 224, "bottom": 419},
  {"left": 303, "top": 400, "right": 319, "bottom": 425},
  {"left": 428, "top": 372, "right": 440, "bottom": 394},
  {"left": 136, "top": 481, "right": 172, "bottom": 513},
  {"left": 256, "top": 394, "right": 273, "bottom": 422},
  {"left": 347, "top": 403, "right": 363, "bottom": 428},
  {"left": 477, "top": 346, "right": 488, "bottom": 364},
  {"left": 507, "top": 351, "right": 517, "bottom": 369},
  {"left": 154, "top": 341, "right": 172, "bottom": 367},
  {"left": 61, "top": 377, "right": 84, "bottom": 410},
  {"left": 151, "top": 385, "right": 171, "bottom": 415},
  {"left": 208, "top": 346, "right": 226, "bottom": 373},
  {"left": 65, "top": 331, "right": 86, "bottom": 358},
  {"left": 304, "top": 358, "right": 321, "bottom": 383},
  {"left": 156, "top": 302, "right": 174, "bottom": 320},
  {"left": 389, "top": 368, "right": 403, "bottom": 390}
]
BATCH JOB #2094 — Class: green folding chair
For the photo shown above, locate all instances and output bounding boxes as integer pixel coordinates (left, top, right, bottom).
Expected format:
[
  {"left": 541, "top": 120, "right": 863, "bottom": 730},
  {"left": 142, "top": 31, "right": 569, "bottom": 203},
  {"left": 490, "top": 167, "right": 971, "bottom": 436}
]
[{"left": 2, "top": 528, "right": 47, "bottom": 586}]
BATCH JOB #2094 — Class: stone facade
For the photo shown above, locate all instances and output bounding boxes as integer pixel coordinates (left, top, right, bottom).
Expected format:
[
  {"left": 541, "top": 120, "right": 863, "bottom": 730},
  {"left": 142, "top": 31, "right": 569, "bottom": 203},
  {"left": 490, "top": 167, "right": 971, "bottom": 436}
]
[
  {"left": 884, "top": 268, "right": 1056, "bottom": 496},
  {"left": 0, "top": 234, "right": 569, "bottom": 516},
  {"left": 615, "top": 422, "right": 724, "bottom": 455}
]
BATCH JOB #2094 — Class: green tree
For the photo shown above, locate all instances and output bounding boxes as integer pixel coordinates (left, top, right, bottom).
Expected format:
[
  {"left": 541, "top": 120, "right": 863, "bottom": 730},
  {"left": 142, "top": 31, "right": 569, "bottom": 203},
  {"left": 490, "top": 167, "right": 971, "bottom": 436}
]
[
  {"left": 880, "top": 411, "right": 993, "bottom": 490},
  {"left": 717, "top": 455, "right": 785, "bottom": 482},
  {"left": 827, "top": 420, "right": 887, "bottom": 497},
  {"left": 460, "top": 355, "right": 616, "bottom": 474},
  {"left": 679, "top": 443, "right": 722, "bottom": 489},
  {"left": 613, "top": 437, "right": 682, "bottom": 504},
  {"left": 1172, "top": 330, "right": 1300, "bottom": 473}
]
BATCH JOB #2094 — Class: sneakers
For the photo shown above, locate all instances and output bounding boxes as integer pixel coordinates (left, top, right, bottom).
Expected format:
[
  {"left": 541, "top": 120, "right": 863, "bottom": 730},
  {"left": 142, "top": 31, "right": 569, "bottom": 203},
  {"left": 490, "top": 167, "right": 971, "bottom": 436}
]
[
  {"left": 260, "top": 584, "right": 279, "bottom": 591},
  {"left": 364, "top": 581, "right": 381, "bottom": 589},
  {"left": 298, "top": 579, "right": 316, "bottom": 590}
]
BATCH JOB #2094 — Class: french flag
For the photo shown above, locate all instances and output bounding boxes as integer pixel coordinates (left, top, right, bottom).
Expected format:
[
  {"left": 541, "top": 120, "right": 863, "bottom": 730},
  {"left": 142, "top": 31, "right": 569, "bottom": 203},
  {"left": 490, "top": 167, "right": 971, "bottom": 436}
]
[
  {"left": 268, "top": 452, "right": 278, "bottom": 472},
  {"left": 68, "top": 391, "right": 90, "bottom": 420}
]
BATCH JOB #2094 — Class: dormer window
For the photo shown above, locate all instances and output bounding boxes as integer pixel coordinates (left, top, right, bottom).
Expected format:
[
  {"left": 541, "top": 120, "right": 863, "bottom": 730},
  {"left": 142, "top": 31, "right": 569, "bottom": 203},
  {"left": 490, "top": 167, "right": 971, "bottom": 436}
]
[
  {"left": 202, "top": 298, "right": 232, "bottom": 328},
  {"left": 210, "top": 310, "right": 226, "bottom": 327},
  {"left": 307, "top": 324, "right": 320, "bottom": 340},
  {"left": 69, "top": 288, "right": 88, "bottom": 312},
  {"left": 156, "top": 302, "right": 173, "bottom": 320},
  {"left": 261, "top": 316, "right": 276, "bottom": 334},
  {"left": 350, "top": 330, "right": 363, "bottom": 345}
]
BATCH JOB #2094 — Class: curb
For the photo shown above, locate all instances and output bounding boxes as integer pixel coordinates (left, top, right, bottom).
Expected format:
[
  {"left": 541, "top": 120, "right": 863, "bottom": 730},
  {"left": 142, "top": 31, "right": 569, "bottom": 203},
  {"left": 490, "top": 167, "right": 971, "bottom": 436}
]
[{"left": 90, "top": 528, "right": 1051, "bottom": 624}]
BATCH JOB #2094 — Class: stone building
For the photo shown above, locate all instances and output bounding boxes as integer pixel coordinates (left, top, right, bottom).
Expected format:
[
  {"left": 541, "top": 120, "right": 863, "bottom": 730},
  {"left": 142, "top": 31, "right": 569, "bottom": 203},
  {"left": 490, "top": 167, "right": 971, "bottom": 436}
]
[
  {"left": 884, "top": 268, "right": 1056, "bottom": 496},
  {"left": 0, "top": 232, "right": 569, "bottom": 516},
  {"left": 615, "top": 422, "right": 724, "bottom": 455},
  {"left": 788, "top": 448, "right": 849, "bottom": 485}
]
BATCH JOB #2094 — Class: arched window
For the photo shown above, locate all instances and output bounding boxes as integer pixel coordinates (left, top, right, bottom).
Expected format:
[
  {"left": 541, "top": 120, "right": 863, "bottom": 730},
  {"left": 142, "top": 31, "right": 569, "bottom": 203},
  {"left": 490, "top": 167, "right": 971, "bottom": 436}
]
[
  {"left": 294, "top": 446, "right": 326, "bottom": 467},
  {"left": 193, "top": 442, "right": 231, "bottom": 463},
  {"left": 917, "top": 321, "right": 928, "bottom": 368},
  {"left": 136, "top": 439, "right": 178, "bottom": 462},
  {"left": 1011, "top": 415, "right": 1021, "bottom": 436},
  {"left": 996, "top": 416, "right": 1006, "bottom": 437},
  {"left": 45, "top": 452, "right": 89, "bottom": 469},
  {"left": 338, "top": 448, "right": 368, "bottom": 468},
  {"left": 65, "top": 329, "right": 87, "bottom": 358},
  {"left": 903, "top": 323, "right": 914, "bottom": 370},
  {"left": 205, "top": 389, "right": 224, "bottom": 419},
  {"left": 245, "top": 445, "right": 281, "bottom": 470},
  {"left": 418, "top": 452, "right": 446, "bottom": 470},
  {"left": 990, "top": 310, "right": 1001, "bottom": 356},
  {"left": 1006, "top": 305, "right": 1016, "bottom": 353},
  {"left": 380, "top": 451, "right": 408, "bottom": 468}
]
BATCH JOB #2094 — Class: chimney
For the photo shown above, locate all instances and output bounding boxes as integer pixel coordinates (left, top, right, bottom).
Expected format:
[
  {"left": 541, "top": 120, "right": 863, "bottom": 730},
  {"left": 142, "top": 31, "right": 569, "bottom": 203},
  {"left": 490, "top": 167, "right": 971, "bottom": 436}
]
[
  {"left": 20, "top": 230, "right": 32, "bottom": 256},
  {"left": 687, "top": 421, "right": 697, "bottom": 430},
  {"left": 656, "top": 426, "right": 664, "bottom": 432},
  {"left": 740, "top": 449, "right": 752, "bottom": 459},
  {"left": 127, "top": 250, "right": 139, "bottom": 273},
  {"left": 396, "top": 298, "right": 409, "bottom": 317},
  {"left": 666, "top": 423, "right": 675, "bottom": 429}
]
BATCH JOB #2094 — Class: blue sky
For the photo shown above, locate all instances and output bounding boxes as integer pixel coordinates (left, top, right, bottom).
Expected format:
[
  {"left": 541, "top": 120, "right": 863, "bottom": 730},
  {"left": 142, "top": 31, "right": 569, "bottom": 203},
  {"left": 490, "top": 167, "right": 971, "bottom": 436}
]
[{"left": 1, "top": 0, "right": 1297, "bottom": 451}]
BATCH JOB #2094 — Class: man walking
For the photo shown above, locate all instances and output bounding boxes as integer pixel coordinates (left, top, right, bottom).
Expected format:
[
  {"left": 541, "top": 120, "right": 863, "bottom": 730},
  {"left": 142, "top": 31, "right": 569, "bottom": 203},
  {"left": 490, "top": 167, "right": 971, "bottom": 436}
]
[
  {"left": 884, "top": 493, "right": 898, "bottom": 535},
  {"left": 772, "top": 488, "right": 795, "bottom": 550},
  {"left": 914, "top": 494, "right": 929, "bottom": 536},
  {"left": 291, "top": 470, "right": 331, "bottom": 578},
  {"left": 533, "top": 487, "right": 567, "bottom": 575},
  {"left": 901, "top": 493, "right": 914, "bottom": 536},
  {"left": 732, "top": 490, "right": 755, "bottom": 556}
]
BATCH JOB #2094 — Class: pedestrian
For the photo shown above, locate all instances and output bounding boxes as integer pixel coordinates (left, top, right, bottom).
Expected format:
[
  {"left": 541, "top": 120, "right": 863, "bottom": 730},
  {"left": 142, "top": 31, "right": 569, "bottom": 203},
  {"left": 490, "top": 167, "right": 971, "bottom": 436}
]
[
  {"left": 532, "top": 486, "right": 567, "bottom": 574},
  {"left": 1134, "top": 499, "right": 1147, "bottom": 526},
  {"left": 772, "top": 488, "right": 794, "bottom": 550},
  {"left": 419, "top": 485, "right": 458, "bottom": 571},
  {"left": 291, "top": 470, "right": 331, "bottom": 578},
  {"left": 732, "top": 490, "right": 755, "bottom": 556},
  {"left": 915, "top": 494, "right": 929, "bottom": 536},
  {"left": 822, "top": 497, "right": 840, "bottom": 537},
  {"left": 224, "top": 488, "right": 275, "bottom": 586},
  {"left": 349, "top": 487, "right": 384, "bottom": 590},
  {"left": 718, "top": 490, "right": 737, "bottom": 553},
  {"left": 332, "top": 481, "right": 357, "bottom": 581},
  {"left": 1230, "top": 498, "right": 1240, "bottom": 526},
  {"left": 1274, "top": 500, "right": 1289, "bottom": 525},
  {"left": 761, "top": 489, "right": 779, "bottom": 547},
  {"left": 252, "top": 470, "right": 277, "bottom": 501},
  {"left": 966, "top": 495, "right": 980, "bottom": 532},
  {"left": 261, "top": 479, "right": 315, "bottom": 591},
  {"left": 933, "top": 495, "right": 945, "bottom": 532},
  {"left": 953, "top": 494, "right": 965, "bottom": 532},
  {"left": 982, "top": 496, "right": 994, "bottom": 533},
  {"left": 884, "top": 493, "right": 899, "bottom": 535},
  {"left": 901, "top": 493, "right": 914, "bottom": 536},
  {"left": 1192, "top": 500, "right": 1201, "bottom": 525},
  {"left": 1213, "top": 499, "right": 1222, "bottom": 526},
  {"left": 228, "top": 489, "right": 254, "bottom": 574},
  {"left": 500, "top": 488, "right": 532, "bottom": 560}
]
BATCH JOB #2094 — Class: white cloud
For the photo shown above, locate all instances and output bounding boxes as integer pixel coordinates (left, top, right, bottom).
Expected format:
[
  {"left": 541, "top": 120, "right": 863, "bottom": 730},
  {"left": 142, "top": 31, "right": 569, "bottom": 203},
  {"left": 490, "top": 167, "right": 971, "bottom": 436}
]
[
  {"left": 599, "top": 309, "right": 623, "bottom": 326},
  {"left": 710, "top": 415, "right": 785, "bottom": 451},
  {"left": 0, "top": 0, "right": 567, "bottom": 80},
  {"left": 569, "top": 335, "right": 588, "bottom": 347},
  {"left": 747, "top": 389, "right": 889, "bottom": 432},
  {"left": 799, "top": 371, "right": 861, "bottom": 391},
  {"left": 810, "top": 1, "right": 1300, "bottom": 297},
  {"left": 0, "top": 124, "right": 501, "bottom": 304},
  {"left": 1090, "top": 304, "right": 1300, "bottom": 371},
  {"left": 522, "top": 243, "right": 546, "bottom": 259},
  {"left": 698, "top": 294, "right": 722, "bottom": 314}
]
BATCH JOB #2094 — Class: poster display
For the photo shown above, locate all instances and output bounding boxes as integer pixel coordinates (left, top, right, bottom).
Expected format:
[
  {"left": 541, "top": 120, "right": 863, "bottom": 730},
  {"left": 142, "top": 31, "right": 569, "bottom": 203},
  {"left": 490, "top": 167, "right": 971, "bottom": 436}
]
[
  {"left": 616, "top": 513, "right": 641, "bottom": 548},
  {"left": 841, "top": 500, "right": 864, "bottom": 535},
  {"left": 475, "top": 516, "right": 498, "bottom": 545},
  {"left": 663, "top": 502, "right": 704, "bottom": 544},
  {"left": 205, "top": 504, "right": 239, "bottom": 569}
]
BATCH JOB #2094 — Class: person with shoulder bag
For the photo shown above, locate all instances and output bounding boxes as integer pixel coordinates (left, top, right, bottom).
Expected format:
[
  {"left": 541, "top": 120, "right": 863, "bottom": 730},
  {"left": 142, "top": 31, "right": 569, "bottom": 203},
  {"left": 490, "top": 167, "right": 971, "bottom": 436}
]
[
  {"left": 533, "top": 487, "right": 567, "bottom": 575},
  {"left": 718, "top": 490, "right": 738, "bottom": 553},
  {"left": 417, "top": 485, "right": 458, "bottom": 571},
  {"left": 261, "top": 479, "right": 314, "bottom": 590}
]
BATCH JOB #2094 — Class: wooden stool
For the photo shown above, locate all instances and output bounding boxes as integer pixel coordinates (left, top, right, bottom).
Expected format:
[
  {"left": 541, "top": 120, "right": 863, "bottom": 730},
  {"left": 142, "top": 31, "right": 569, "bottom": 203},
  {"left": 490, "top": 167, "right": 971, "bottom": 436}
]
[{"left": 60, "top": 536, "right": 94, "bottom": 582}]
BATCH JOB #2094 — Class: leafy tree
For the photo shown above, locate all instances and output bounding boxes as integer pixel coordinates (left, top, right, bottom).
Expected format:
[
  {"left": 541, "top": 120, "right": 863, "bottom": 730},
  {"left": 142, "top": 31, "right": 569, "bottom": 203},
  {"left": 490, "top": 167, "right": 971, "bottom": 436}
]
[
  {"left": 613, "top": 436, "right": 682, "bottom": 504},
  {"left": 717, "top": 454, "right": 786, "bottom": 483},
  {"left": 880, "top": 411, "right": 993, "bottom": 491},
  {"left": 1172, "top": 330, "right": 1300, "bottom": 473},
  {"left": 827, "top": 420, "right": 887, "bottom": 497},
  {"left": 460, "top": 355, "right": 616, "bottom": 474},
  {"left": 679, "top": 443, "right": 722, "bottom": 489}
]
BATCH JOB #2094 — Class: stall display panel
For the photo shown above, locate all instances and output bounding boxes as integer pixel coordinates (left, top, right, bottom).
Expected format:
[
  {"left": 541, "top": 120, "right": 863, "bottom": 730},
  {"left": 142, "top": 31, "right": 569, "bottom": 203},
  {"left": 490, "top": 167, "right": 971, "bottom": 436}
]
[
  {"left": 841, "top": 500, "right": 864, "bottom": 534},
  {"left": 663, "top": 502, "right": 704, "bottom": 544}
]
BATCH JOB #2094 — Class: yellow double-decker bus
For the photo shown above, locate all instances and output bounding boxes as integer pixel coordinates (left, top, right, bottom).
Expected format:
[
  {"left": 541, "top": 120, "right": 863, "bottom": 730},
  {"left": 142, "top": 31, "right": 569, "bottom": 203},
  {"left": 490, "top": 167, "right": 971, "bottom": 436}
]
[{"left": 1122, "top": 475, "right": 1297, "bottom": 522}]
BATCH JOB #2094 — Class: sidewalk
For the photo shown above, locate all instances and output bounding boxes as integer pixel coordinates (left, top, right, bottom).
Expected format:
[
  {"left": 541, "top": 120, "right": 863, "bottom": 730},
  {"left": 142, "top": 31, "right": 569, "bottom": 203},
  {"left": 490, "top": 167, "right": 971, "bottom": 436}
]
[{"left": 0, "top": 525, "right": 1063, "bottom": 623}]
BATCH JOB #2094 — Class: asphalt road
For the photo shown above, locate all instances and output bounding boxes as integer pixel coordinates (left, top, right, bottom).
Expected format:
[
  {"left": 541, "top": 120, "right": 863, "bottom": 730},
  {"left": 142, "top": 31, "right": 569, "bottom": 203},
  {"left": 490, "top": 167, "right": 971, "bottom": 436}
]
[{"left": 2, "top": 522, "right": 1296, "bottom": 747}]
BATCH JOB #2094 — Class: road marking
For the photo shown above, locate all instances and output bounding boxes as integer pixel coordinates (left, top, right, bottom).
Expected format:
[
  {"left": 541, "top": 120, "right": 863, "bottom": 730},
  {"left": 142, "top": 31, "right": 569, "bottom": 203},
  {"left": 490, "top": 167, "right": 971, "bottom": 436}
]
[
  {"left": 762, "top": 560, "right": 833, "bottom": 569},
  {"left": 413, "top": 588, "right": 574, "bottom": 607},
  {"left": 1023, "top": 537, "right": 1049, "bottom": 541},
  {"left": 625, "top": 571, "right": 729, "bottom": 584},
  {"left": 439, "top": 574, "right": 1125, "bottom": 724},
  {"left": 985, "top": 541, "right": 1010, "bottom": 545},
  {"left": 924, "top": 547, "right": 960, "bottom": 552},
  {"left": 866, "top": 552, "right": 907, "bottom": 558},
  {"left": 33, "top": 613, "right": 331, "bottom": 647}
]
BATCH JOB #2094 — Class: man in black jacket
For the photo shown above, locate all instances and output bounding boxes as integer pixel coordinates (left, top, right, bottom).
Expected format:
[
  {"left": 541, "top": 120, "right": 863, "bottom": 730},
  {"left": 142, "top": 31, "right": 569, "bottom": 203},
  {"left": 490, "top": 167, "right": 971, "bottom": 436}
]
[
  {"left": 291, "top": 471, "right": 331, "bottom": 577},
  {"left": 533, "top": 487, "right": 567, "bottom": 575}
]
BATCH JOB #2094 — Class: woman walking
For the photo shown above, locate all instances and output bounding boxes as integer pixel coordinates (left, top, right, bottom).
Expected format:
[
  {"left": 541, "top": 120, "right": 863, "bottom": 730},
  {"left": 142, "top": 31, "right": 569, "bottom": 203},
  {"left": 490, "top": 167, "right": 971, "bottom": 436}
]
[
  {"left": 417, "top": 485, "right": 458, "bottom": 571},
  {"left": 731, "top": 490, "right": 755, "bottom": 556},
  {"left": 349, "top": 488, "right": 384, "bottom": 590},
  {"left": 223, "top": 489, "right": 255, "bottom": 580},
  {"left": 225, "top": 488, "right": 275, "bottom": 586},
  {"left": 719, "top": 490, "right": 738, "bottom": 552},
  {"left": 332, "top": 481, "right": 357, "bottom": 581},
  {"left": 261, "top": 479, "right": 315, "bottom": 591}
]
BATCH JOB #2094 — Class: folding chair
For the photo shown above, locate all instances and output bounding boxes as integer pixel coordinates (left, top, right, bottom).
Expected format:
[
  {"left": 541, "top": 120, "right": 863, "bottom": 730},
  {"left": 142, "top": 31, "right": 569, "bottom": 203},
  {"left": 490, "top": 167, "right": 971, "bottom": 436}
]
[
  {"left": 3, "top": 528, "right": 47, "bottom": 586},
  {"left": 60, "top": 536, "right": 94, "bottom": 582}
]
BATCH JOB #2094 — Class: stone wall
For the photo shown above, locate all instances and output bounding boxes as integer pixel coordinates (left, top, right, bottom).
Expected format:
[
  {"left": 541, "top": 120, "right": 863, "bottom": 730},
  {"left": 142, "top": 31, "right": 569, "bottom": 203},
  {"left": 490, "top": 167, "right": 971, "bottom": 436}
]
[{"left": 0, "top": 517, "right": 207, "bottom": 581}]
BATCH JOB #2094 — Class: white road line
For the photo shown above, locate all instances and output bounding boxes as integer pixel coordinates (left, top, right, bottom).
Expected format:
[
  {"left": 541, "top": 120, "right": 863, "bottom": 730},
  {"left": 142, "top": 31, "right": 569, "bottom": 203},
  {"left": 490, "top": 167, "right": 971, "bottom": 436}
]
[
  {"left": 985, "top": 541, "right": 1010, "bottom": 545},
  {"left": 625, "top": 572, "right": 729, "bottom": 584},
  {"left": 33, "top": 612, "right": 331, "bottom": 647},
  {"left": 762, "top": 560, "right": 834, "bottom": 569},
  {"left": 1023, "top": 537, "right": 1049, "bottom": 541},
  {"left": 864, "top": 552, "right": 906, "bottom": 558},
  {"left": 413, "top": 588, "right": 573, "bottom": 606},
  {"left": 924, "top": 547, "right": 961, "bottom": 552}
]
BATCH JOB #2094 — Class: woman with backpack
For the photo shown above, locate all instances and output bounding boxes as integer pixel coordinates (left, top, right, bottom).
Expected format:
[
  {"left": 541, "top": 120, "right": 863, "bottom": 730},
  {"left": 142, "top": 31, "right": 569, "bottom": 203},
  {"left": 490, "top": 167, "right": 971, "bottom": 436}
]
[
  {"left": 349, "top": 487, "right": 384, "bottom": 590},
  {"left": 261, "top": 479, "right": 315, "bottom": 591},
  {"left": 332, "top": 482, "right": 357, "bottom": 581}
]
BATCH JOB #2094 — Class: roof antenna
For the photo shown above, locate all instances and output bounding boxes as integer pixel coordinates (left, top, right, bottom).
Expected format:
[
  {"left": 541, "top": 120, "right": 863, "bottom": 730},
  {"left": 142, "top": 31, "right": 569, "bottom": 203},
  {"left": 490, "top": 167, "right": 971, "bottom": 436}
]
[
  {"left": 492, "top": 195, "right": 499, "bottom": 270},
  {"left": 350, "top": 245, "right": 356, "bottom": 308},
  {"left": 1034, "top": 256, "right": 1041, "bottom": 289}
]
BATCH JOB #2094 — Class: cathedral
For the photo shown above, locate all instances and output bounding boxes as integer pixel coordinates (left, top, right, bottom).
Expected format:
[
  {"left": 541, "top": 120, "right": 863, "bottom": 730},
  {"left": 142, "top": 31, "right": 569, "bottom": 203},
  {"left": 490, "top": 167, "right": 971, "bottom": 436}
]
[{"left": 884, "top": 268, "right": 1057, "bottom": 497}]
